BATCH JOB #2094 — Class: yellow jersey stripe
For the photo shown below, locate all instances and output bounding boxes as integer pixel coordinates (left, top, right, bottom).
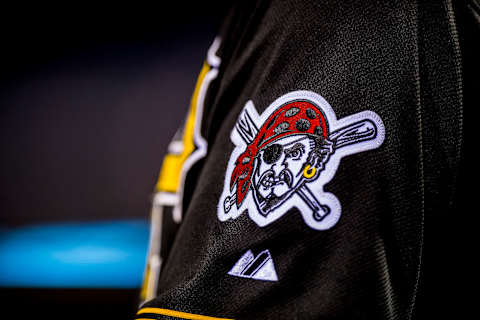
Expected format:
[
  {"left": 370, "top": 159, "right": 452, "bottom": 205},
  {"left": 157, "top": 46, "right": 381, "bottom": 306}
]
[
  {"left": 137, "top": 307, "right": 233, "bottom": 320},
  {"left": 155, "top": 61, "right": 211, "bottom": 193}
]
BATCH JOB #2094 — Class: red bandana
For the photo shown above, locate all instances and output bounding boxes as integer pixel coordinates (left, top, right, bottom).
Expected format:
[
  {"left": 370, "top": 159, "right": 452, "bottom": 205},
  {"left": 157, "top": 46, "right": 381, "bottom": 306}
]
[{"left": 230, "top": 100, "right": 328, "bottom": 207}]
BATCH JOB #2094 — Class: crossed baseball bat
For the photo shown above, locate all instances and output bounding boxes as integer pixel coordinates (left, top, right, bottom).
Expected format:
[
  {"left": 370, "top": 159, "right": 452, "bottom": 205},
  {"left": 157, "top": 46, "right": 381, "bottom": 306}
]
[
  {"left": 297, "top": 119, "right": 378, "bottom": 221},
  {"left": 224, "top": 111, "right": 378, "bottom": 222}
]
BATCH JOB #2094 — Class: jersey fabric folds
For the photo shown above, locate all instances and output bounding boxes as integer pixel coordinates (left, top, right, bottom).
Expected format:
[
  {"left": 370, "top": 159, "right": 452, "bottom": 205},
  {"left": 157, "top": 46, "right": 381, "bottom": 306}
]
[{"left": 137, "top": 0, "right": 475, "bottom": 319}]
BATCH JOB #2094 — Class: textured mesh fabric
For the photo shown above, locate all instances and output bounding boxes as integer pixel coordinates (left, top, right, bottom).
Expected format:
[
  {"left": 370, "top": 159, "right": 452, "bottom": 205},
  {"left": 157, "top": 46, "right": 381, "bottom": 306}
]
[{"left": 139, "top": 1, "right": 474, "bottom": 319}]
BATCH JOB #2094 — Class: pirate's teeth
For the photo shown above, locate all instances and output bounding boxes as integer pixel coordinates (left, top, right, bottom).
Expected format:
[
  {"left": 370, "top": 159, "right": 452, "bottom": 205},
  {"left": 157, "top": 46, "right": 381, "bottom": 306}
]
[{"left": 261, "top": 175, "right": 275, "bottom": 188}]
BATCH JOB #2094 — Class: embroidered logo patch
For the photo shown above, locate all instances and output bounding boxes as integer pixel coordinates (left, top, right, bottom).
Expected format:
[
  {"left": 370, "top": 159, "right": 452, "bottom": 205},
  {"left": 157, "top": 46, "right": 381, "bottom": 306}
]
[
  {"left": 228, "top": 249, "right": 278, "bottom": 281},
  {"left": 218, "top": 91, "right": 385, "bottom": 230}
]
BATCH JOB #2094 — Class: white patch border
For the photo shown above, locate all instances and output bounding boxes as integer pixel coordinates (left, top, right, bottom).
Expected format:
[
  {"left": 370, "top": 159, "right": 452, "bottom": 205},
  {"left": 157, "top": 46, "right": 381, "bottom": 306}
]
[{"left": 217, "top": 90, "right": 385, "bottom": 230}]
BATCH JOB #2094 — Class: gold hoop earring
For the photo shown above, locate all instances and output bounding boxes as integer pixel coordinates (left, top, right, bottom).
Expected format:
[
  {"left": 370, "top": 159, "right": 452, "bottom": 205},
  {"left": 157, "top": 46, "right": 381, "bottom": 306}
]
[{"left": 303, "top": 165, "right": 316, "bottom": 179}]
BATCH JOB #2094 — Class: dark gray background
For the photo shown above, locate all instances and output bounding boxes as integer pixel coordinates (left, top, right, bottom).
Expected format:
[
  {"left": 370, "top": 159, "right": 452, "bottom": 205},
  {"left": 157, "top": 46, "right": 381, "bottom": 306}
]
[{"left": 0, "top": 3, "right": 227, "bottom": 226}]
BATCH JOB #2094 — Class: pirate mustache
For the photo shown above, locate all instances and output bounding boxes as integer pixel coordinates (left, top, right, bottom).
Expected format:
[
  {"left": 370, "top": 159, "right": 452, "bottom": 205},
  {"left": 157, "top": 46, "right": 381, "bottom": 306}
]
[{"left": 258, "top": 169, "right": 294, "bottom": 189}]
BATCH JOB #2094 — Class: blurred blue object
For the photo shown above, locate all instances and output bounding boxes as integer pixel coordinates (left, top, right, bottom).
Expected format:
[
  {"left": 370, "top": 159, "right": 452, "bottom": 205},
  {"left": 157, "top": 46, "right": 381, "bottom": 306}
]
[{"left": 0, "top": 220, "right": 149, "bottom": 288}]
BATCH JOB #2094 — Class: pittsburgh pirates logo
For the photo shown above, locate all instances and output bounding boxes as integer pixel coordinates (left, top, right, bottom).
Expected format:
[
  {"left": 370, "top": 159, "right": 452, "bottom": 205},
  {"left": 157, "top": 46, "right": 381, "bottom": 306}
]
[{"left": 218, "top": 91, "right": 385, "bottom": 230}]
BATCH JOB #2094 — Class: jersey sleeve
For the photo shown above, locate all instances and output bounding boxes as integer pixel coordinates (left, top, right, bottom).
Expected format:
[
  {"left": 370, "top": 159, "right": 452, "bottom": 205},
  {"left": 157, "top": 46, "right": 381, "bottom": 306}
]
[{"left": 137, "top": 1, "right": 466, "bottom": 319}]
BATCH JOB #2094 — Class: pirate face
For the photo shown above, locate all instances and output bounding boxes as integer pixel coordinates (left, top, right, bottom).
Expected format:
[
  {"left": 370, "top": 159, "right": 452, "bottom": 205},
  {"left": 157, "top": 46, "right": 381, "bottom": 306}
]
[
  {"left": 219, "top": 91, "right": 385, "bottom": 230},
  {"left": 252, "top": 135, "right": 315, "bottom": 215}
]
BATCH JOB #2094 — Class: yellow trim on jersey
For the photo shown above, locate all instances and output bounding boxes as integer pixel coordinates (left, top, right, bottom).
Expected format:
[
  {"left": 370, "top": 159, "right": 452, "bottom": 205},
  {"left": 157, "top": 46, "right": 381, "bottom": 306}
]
[
  {"left": 140, "top": 61, "right": 212, "bottom": 301},
  {"left": 137, "top": 307, "right": 233, "bottom": 320},
  {"left": 139, "top": 264, "right": 150, "bottom": 300},
  {"left": 155, "top": 61, "right": 211, "bottom": 193}
]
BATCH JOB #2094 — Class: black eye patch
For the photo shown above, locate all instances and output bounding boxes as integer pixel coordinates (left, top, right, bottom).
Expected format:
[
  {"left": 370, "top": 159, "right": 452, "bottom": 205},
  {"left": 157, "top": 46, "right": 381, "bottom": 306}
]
[{"left": 263, "top": 144, "right": 283, "bottom": 164}]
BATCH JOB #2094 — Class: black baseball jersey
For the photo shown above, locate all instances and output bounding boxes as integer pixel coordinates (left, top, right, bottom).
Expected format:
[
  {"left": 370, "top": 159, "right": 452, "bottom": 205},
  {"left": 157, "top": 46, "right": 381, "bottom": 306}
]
[{"left": 137, "top": 0, "right": 476, "bottom": 319}]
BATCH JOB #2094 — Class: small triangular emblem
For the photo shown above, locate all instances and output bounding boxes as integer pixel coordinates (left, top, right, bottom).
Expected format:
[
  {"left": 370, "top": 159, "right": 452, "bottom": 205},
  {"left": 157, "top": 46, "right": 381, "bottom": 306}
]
[{"left": 228, "top": 249, "right": 278, "bottom": 281}]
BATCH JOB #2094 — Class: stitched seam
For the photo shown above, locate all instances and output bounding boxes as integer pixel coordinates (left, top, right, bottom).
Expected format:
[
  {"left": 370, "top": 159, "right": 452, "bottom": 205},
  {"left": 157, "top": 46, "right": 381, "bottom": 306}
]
[
  {"left": 408, "top": 1, "right": 425, "bottom": 319},
  {"left": 446, "top": 0, "right": 464, "bottom": 208}
]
